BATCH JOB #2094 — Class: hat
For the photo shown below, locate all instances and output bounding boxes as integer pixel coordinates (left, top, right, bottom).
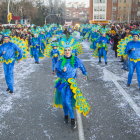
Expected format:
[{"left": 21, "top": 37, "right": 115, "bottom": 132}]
[
  {"left": 2, "top": 29, "right": 11, "bottom": 38},
  {"left": 131, "top": 30, "right": 140, "bottom": 37}
]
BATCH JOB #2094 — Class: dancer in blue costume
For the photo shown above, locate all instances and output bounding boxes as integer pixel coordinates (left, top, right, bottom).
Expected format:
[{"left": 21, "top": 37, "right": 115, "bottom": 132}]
[
  {"left": 51, "top": 42, "right": 60, "bottom": 74},
  {"left": 125, "top": 31, "right": 140, "bottom": 90},
  {"left": 53, "top": 41, "right": 90, "bottom": 130},
  {"left": 0, "top": 30, "right": 23, "bottom": 94},
  {"left": 30, "top": 31, "right": 44, "bottom": 64},
  {"left": 93, "top": 28, "right": 110, "bottom": 65},
  {"left": 90, "top": 27, "right": 100, "bottom": 50},
  {"left": 38, "top": 29, "right": 46, "bottom": 53}
]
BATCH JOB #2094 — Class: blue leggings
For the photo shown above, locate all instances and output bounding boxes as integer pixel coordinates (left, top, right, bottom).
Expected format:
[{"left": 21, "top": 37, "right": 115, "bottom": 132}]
[
  {"left": 61, "top": 85, "right": 74, "bottom": 119},
  {"left": 99, "top": 48, "right": 107, "bottom": 62},
  {"left": 127, "top": 61, "right": 140, "bottom": 88},
  {"left": 52, "top": 57, "right": 58, "bottom": 71},
  {"left": 33, "top": 49, "right": 39, "bottom": 62},
  {"left": 3, "top": 62, "right": 15, "bottom": 91}
]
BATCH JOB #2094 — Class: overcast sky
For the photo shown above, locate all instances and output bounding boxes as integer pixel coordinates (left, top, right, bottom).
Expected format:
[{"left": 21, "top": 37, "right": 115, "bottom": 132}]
[{"left": 65, "top": 0, "right": 89, "bottom": 6}]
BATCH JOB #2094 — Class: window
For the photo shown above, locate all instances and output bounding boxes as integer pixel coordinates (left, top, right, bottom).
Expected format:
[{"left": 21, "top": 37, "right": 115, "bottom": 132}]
[
  {"left": 124, "top": 0, "right": 126, "bottom": 3},
  {"left": 124, "top": 7, "right": 126, "bottom": 11},
  {"left": 113, "top": 0, "right": 117, "bottom": 3},
  {"left": 119, "top": 7, "right": 121, "bottom": 11},
  {"left": 94, "top": 15, "right": 96, "bottom": 19},
  {"left": 123, "top": 14, "right": 125, "bottom": 18},
  {"left": 102, "top": 14, "right": 105, "bottom": 19},
  {"left": 94, "top": 0, "right": 97, "bottom": 3},
  {"left": 136, "top": 0, "right": 138, "bottom": 4},
  {"left": 100, "top": 15, "right": 102, "bottom": 19},
  {"left": 102, "top": 6, "right": 105, "bottom": 11},
  {"left": 119, "top": 0, "right": 122, "bottom": 2},
  {"left": 113, "top": 7, "right": 116, "bottom": 11},
  {"left": 113, "top": 14, "right": 116, "bottom": 19},
  {"left": 135, "top": 8, "right": 137, "bottom": 11},
  {"left": 132, "top": 7, "right": 134, "bottom": 11},
  {"left": 100, "top": 6, "right": 102, "bottom": 11}
]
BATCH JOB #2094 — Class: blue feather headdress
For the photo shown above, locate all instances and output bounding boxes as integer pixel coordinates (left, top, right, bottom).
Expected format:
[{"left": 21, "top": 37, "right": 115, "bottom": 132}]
[{"left": 131, "top": 30, "right": 140, "bottom": 37}]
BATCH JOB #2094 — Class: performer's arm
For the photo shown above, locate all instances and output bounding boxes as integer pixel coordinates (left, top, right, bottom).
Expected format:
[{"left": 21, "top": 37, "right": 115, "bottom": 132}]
[
  {"left": 77, "top": 58, "right": 87, "bottom": 76},
  {"left": 13, "top": 44, "right": 23, "bottom": 60}
]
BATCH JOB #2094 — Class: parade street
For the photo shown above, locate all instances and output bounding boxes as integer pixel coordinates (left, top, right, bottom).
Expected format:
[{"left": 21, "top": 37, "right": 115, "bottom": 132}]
[{"left": 0, "top": 38, "right": 140, "bottom": 140}]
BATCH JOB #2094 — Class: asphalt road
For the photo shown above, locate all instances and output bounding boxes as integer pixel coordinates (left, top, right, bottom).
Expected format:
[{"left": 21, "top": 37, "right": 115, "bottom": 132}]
[{"left": 0, "top": 38, "right": 140, "bottom": 140}]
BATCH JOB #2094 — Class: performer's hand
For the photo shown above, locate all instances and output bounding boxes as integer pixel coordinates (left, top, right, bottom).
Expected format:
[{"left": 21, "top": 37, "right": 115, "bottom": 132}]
[
  {"left": 63, "top": 67, "right": 67, "bottom": 72},
  {"left": 132, "top": 48, "right": 135, "bottom": 51},
  {"left": 2, "top": 51, "right": 6, "bottom": 54},
  {"left": 84, "top": 75, "right": 87, "bottom": 81}
]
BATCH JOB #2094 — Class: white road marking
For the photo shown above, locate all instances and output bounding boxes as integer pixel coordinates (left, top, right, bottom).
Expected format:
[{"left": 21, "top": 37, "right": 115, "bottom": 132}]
[
  {"left": 76, "top": 110, "right": 85, "bottom": 140},
  {"left": 82, "top": 59, "right": 120, "bottom": 62},
  {"left": 103, "top": 68, "right": 140, "bottom": 118}
]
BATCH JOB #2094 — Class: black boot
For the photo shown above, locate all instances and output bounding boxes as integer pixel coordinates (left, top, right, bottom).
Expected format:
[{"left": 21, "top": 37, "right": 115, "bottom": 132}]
[
  {"left": 6, "top": 88, "right": 10, "bottom": 91},
  {"left": 105, "top": 62, "right": 107, "bottom": 65},
  {"left": 99, "top": 61, "right": 101, "bottom": 63},
  {"left": 9, "top": 90, "right": 13, "bottom": 94},
  {"left": 71, "top": 119, "right": 76, "bottom": 130},
  {"left": 127, "top": 83, "right": 130, "bottom": 87},
  {"left": 64, "top": 115, "right": 68, "bottom": 124},
  {"left": 36, "top": 62, "right": 39, "bottom": 64}
]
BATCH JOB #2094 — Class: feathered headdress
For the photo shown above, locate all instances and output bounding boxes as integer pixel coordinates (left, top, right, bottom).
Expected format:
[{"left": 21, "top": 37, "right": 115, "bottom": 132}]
[
  {"left": 131, "top": 30, "right": 140, "bottom": 37},
  {"left": 2, "top": 29, "right": 11, "bottom": 38}
]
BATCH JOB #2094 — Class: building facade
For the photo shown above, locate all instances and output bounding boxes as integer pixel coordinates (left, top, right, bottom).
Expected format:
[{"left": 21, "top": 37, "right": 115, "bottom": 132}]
[
  {"left": 117, "top": 0, "right": 131, "bottom": 23},
  {"left": 65, "top": 2, "right": 89, "bottom": 26},
  {"left": 89, "top": 0, "right": 140, "bottom": 23},
  {"left": 89, "top": 0, "right": 113, "bottom": 23},
  {"left": 131, "top": 0, "right": 139, "bottom": 21}
]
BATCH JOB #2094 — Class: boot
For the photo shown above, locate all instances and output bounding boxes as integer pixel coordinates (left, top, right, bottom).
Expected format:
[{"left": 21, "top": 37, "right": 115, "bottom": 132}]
[
  {"left": 9, "top": 90, "right": 13, "bottom": 94},
  {"left": 71, "top": 119, "right": 76, "bottom": 130},
  {"left": 64, "top": 115, "right": 68, "bottom": 124},
  {"left": 6, "top": 88, "right": 10, "bottom": 91},
  {"left": 127, "top": 83, "right": 130, "bottom": 87}
]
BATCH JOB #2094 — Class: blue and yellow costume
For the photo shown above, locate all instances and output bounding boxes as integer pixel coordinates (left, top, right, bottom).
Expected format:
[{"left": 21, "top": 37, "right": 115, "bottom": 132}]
[
  {"left": 51, "top": 42, "right": 60, "bottom": 72},
  {"left": 125, "top": 31, "right": 140, "bottom": 89},
  {"left": 54, "top": 48, "right": 90, "bottom": 120},
  {"left": 38, "top": 29, "right": 47, "bottom": 53},
  {"left": 92, "top": 28, "right": 110, "bottom": 63},
  {"left": 30, "top": 30, "right": 44, "bottom": 63},
  {"left": 0, "top": 30, "right": 23, "bottom": 92}
]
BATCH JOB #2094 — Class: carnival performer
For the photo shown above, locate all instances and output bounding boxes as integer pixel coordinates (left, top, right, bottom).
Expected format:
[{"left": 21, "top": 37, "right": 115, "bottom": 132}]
[
  {"left": 90, "top": 26, "right": 100, "bottom": 50},
  {"left": 51, "top": 42, "right": 60, "bottom": 74},
  {"left": 0, "top": 29, "right": 23, "bottom": 94},
  {"left": 53, "top": 41, "right": 90, "bottom": 130},
  {"left": 38, "top": 29, "right": 46, "bottom": 53},
  {"left": 125, "top": 31, "right": 140, "bottom": 90},
  {"left": 93, "top": 28, "right": 110, "bottom": 65},
  {"left": 30, "top": 31, "right": 44, "bottom": 64}
]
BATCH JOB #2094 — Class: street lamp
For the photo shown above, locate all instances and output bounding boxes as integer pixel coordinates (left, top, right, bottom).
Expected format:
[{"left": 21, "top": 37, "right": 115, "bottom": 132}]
[{"left": 44, "top": 14, "right": 59, "bottom": 24}]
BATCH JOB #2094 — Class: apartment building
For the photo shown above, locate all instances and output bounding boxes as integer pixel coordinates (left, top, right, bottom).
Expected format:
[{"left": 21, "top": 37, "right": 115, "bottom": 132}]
[
  {"left": 89, "top": 0, "right": 140, "bottom": 23},
  {"left": 65, "top": 2, "right": 89, "bottom": 25}
]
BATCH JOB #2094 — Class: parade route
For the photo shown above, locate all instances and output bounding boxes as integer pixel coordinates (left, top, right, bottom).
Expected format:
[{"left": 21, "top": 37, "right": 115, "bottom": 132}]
[{"left": 0, "top": 39, "right": 140, "bottom": 140}]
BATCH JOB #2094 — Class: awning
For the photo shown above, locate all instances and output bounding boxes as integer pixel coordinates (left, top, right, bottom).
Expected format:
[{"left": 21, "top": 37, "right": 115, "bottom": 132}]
[{"left": 91, "top": 20, "right": 109, "bottom": 24}]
